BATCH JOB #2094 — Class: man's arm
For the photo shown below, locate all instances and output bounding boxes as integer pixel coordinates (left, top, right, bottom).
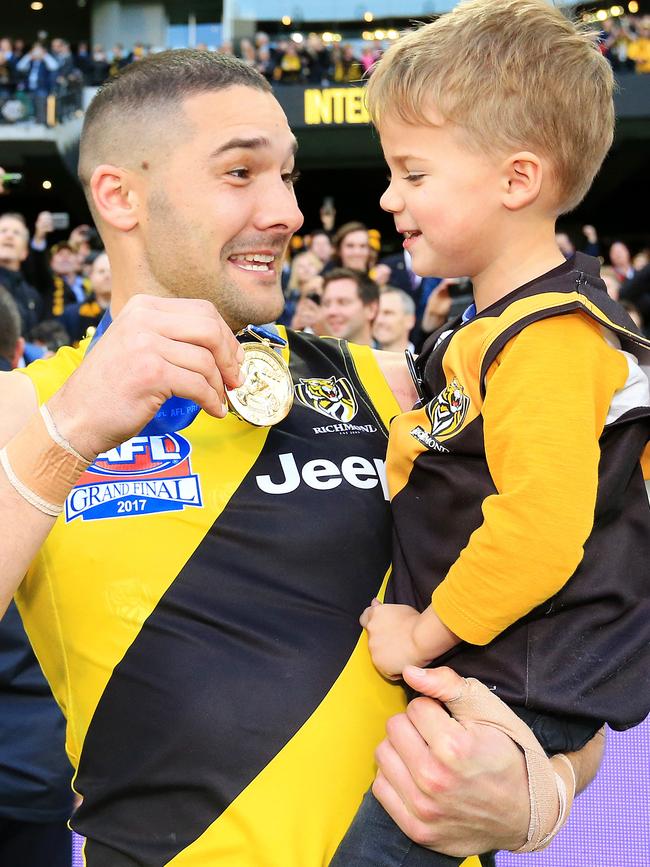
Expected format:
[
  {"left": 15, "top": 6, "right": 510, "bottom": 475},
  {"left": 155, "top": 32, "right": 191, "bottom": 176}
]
[
  {"left": 0, "top": 294, "right": 244, "bottom": 616},
  {"left": 374, "top": 666, "right": 603, "bottom": 856},
  {"left": 0, "top": 372, "right": 53, "bottom": 615},
  {"left": 373, "top": 349, "right": 417, "bottom": 412}
]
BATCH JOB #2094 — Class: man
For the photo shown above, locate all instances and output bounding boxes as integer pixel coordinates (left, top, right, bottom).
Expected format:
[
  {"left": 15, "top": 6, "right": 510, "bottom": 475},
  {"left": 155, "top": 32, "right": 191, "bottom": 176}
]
[
  {"left": 0, "top": 213, "right": 43, "bottom": 335},
  {"left": 373, "top": 287, "right": 416, "bottom": 353},
  {"left": 0, "top": 287, "right": 73, "bottom": 867},
  {"left": 321, "top": 267, "right": 380, "bottom": 345},
  {"left": 0, "top": 51, "right": 601, "bottom": 867}
]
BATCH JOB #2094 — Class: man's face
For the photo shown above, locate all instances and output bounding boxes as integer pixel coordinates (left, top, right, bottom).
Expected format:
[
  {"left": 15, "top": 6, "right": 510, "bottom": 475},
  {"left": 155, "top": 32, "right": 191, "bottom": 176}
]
[
  {"left": 339, "top": 230, "right": 370, "bottom": 272},
  {"left": 373, "top": 292, "right": 414, "bottom": 349},
  {"left": 0, "top": 217, "right": 28, "bottom": 270},
  {"left": 310, "top": 233, "right": 333, "bottom": 264},
  {"left": 379, "top": 111, "right": 503, "bottom": 280},
  {"left": 51, "top": 247, "right": 79, "bottom": 277},
  {"left": 321, "top": 277, "right": 373, "bottom": 342},
  {"left": 134, "top": 87, "right": 303, "bottom": 331}
]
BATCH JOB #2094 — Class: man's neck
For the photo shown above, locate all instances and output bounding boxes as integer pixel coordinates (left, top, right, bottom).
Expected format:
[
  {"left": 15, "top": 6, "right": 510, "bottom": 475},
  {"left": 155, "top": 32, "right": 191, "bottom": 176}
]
[
  {"left": 379, "top": 337, "right": 410, "bottom": 354},
  {"left": 0, "top": 259, "right": 19, "bottom": 273}
]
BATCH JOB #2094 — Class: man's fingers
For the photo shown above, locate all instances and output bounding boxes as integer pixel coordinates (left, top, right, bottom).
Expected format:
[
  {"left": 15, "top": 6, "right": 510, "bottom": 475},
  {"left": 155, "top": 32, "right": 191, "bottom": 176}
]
[
  {"left": 117, "top": 299, "right": 244, "bottom": 388},
  {"left": 372, "top": 769, "right": 439, "bottom": 849},
  {"left": 403, "top": 665, "right": 466, "bottom": 704},
  {"left": 359, "top": 606, "right": 372, "bottom": 628},
  {"left": 155, "top": 337, "right": 227, "bottom": 413}
]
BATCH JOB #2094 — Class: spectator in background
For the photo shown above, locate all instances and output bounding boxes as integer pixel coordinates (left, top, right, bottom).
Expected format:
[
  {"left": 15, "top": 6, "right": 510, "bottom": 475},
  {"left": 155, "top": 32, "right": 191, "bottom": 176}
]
[
  {"left": 0, "top": 49, "right": 15, "bottom": 96},
  {"left": 329, "top": 221, "right": 372, "bottom": 274},
  {"left": 278, "top": 250, "right": 322, "bottom": 326},
  {"left": 255, "top": 46, "right": 275, "bottom": 81},
  {"left": 59, "top": 250, "right": 111, "bottom": 343},
  {"left": 609, "top": 240, "right": 635, "bottom": 283},
  {"left": 274, "top": 42, "right": 303, "bottom": 82},
  {"left": 0, "top": 213, "right": 43, "bottom": 335},
  {"left": 88, "top": 45, "right": 110, "bottom": 86},
  {"left": 321, "top": 267, "right": 380, "bottom": 345},
  {"left": 0, "top": 38, "right": 17, "bottom": 72},
  {"left": 15, "top": 42, "right": 58, "bottom": 122},
  {"left": 28, "top": 211, "right": 90, "bottom": 316},
  {"left": 308, "top": 229, "right": 333, "bottom": 269},
  {"left": 555, "top": 224, "right": 600, "bottom": 259},
  {"left": 239, "top": 38, "right": 257, "bottom": 68},
  {"left": 0, "top": 285, "right": 24, "bottom": 369},
  {"left": 303, "top": 34, "right": 330, "bottom": 85},
  {"left": 620, "top": 263, "right": 650, "bottom": 335},
  {"left": 26, "top": 319, "right": 70, "bottom": 360},
  {"left": 372, "top": 287, "right": 416, "bottom": 353},
  {"left": 332, "top": 43, "right": 363, "bottom": 83},
  {"left": 628, "top": 17, "right": 650, "bottom": 73},
  {"left": 74, "top": 41, "right": 91, "bottom": 78},
  {"left": 109, "top": 44, "right": 130, "bottom": 78},
  {"left": 50, "top": 38, "right": 80, "bottom": 93}
]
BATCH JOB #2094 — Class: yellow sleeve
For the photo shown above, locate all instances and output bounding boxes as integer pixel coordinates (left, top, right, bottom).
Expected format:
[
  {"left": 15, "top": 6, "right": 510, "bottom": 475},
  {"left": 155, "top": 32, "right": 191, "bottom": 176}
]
[{"left": 432, "top": 313, "right": 629, "bottom": 644}]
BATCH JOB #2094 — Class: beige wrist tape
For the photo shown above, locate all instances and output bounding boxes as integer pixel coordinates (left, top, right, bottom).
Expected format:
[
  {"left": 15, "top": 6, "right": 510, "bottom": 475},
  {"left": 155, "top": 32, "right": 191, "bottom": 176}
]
[
  {"left": 446, "top": 677, "right": 576, "bottom": 853},
  {"left": 0, "top": 404, "right": 92, "bottom": 517}
]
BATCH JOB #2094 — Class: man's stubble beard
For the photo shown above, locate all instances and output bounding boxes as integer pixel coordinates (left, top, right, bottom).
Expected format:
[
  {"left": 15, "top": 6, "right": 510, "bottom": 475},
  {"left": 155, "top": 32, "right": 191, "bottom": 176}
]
[{"left": 143, "top": 198, "right": 286, "bottom": 332}]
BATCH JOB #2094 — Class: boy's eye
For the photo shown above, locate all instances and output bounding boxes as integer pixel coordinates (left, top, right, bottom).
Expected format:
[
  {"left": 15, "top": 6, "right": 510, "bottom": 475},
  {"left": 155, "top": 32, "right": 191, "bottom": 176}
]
[
  {"left": 228, "top": 167, "right": 250, "bottom": 179},
  {"left": 283, "top": 168, "right": 301, "bottom": 186},
  {"left": 403, "top": 173, "right": 424, "bottom": 183}
]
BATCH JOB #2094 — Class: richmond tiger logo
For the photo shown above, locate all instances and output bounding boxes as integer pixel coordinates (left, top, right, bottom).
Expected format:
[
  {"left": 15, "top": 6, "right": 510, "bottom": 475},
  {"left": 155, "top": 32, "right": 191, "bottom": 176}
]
[
  {"left": 411, "top": 378, "right": 470, "bottom": 452},
  {"left": 294, "top": 376, "right": 358, "bottom": 422}
]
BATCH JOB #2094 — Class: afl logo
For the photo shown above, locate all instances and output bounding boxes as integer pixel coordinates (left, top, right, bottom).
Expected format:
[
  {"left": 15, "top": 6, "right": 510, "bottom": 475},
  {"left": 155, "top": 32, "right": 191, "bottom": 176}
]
[
  {"left": 65, "top": 432, "right": 203, "bottom": 522},
  {"left": 88, "top": 434, "right": 190, "bottom": 476}
]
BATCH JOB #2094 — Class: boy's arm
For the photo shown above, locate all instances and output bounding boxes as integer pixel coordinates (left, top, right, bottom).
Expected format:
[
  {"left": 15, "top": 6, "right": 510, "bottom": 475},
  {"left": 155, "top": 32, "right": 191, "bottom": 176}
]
[{"left": 432, "top": 313, "right": 630, "bottom": 644}]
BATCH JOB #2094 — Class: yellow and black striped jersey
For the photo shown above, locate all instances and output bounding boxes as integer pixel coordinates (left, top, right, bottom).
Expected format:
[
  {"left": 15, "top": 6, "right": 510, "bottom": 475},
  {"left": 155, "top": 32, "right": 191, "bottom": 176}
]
[
  {"left": 387, "top": 253, "right": 650, "bottom": 731},
  {"left": 15, "top": 328, "right": 450, "bottom": 867}
]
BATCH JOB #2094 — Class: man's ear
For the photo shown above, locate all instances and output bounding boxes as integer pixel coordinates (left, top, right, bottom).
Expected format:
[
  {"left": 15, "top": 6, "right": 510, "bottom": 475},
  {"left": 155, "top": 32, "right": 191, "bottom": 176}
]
[
  {"left": 367, "top": 299, "right": 380, "bottom": 324},
  {"left": 89, "top": 165, "right": 141, "bottom": 231},
  {"left": 501, "top": 152, "right": 543, "bottom": 212}
]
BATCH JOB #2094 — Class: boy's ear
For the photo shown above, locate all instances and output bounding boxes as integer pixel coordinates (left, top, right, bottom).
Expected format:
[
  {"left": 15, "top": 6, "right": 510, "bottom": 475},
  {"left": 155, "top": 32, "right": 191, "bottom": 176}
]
[
  {"left": 501, "top": 152, "right": 543, "bottom": 211},
  {"left": 89, "top": 164, "right": 142, "bottom": 232}
]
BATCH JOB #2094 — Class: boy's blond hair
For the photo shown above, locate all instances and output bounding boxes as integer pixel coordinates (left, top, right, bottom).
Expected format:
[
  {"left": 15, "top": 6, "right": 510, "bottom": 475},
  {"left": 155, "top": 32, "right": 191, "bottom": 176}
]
[{"left": 367, "top": 0, "right": 614, "bottom": 214}]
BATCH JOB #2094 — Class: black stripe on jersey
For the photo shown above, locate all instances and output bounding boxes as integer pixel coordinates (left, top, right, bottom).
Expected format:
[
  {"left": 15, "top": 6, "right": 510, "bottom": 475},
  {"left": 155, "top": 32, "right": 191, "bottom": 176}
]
[{"left": 73, "top": 332, "right": 392, "bottom": 866}]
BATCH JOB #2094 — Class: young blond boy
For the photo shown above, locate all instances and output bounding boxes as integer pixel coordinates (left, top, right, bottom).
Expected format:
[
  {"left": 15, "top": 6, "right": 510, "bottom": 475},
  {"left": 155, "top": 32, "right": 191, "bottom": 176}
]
[{"left": 331, "top": 1, "right": 650, "bottom": 864}]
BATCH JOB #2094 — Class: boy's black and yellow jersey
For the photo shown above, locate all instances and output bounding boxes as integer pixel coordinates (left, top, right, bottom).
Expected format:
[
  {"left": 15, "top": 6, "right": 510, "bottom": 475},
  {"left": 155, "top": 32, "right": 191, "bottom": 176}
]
[
  {"left": 16, "top": 328, "right": 463, "bottom": 867},
  {"left": 388, "top": 254, "right": 650, "bottom": 730}
]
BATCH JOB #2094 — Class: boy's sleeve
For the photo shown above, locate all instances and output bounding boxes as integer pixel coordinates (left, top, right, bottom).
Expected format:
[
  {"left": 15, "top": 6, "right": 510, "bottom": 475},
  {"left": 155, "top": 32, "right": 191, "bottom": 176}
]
[{"left": 431, "top": 313, "right": 629, "bottom": 645}]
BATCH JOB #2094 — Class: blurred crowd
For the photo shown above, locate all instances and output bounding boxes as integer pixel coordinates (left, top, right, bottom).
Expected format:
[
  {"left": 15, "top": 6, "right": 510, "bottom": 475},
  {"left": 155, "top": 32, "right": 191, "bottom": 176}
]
[
  {"left": 1, "top": 170, "right": 649, "bottom": 376},
  {"left": 0, "top": 32, "right": 381, "bottom": 98},
  {"left": 1, "top": 11, "right": 649, "bottom": 112}
]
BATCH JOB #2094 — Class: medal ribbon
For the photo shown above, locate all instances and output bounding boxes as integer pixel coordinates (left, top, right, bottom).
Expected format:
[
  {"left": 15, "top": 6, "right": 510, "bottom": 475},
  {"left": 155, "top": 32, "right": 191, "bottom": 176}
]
[{"left": 87, "top": 314, "right": 287, "bottom": 436}]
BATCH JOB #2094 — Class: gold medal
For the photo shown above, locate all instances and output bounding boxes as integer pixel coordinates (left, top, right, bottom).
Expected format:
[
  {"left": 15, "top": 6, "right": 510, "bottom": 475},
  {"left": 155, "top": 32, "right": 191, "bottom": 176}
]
[{"left": 226, "top": 327, "right": 294, "bottom": 427}]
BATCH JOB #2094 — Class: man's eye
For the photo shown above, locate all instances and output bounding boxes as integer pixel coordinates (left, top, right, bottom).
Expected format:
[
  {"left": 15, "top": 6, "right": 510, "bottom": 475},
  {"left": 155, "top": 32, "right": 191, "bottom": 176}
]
[
  {"left": 403, "top": 174, "right": 424, "bottom": 183},
  {"left": 228, "top": 168, "right": 250, "bottom": 179},
  {"left": 283, "top": 168, "right": 301, "bottom": 186}
]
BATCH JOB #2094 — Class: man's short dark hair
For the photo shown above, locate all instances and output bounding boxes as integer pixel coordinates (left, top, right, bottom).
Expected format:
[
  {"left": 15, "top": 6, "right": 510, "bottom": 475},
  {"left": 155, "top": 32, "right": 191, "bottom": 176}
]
[
  {"left": 323, "top": 268, "right": 380, "bottom": 307},
  {"left": 0, "top": 285, "right": 21, "bottom": 361},
  {"left": 79, "top": 49, "right": 273, "bottom": 198}
]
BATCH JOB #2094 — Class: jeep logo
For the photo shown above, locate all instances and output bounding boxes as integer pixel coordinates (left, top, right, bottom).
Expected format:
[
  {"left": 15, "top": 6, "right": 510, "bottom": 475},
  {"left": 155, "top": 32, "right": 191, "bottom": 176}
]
[{"left": 255, "top": 452, "right": 388, "bottom": 499}]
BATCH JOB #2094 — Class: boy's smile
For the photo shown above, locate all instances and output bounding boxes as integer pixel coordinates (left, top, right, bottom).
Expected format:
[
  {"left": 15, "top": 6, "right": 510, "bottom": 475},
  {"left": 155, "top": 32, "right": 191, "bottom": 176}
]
[{"left": 378, "top": 111, "right": 504, "bottom": 283}]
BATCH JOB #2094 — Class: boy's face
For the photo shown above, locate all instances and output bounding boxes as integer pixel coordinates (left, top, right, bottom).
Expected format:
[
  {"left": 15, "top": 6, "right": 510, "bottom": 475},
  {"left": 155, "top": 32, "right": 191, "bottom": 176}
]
[{"left": 378, "top": 111, "right": 503, "bottom": 280}]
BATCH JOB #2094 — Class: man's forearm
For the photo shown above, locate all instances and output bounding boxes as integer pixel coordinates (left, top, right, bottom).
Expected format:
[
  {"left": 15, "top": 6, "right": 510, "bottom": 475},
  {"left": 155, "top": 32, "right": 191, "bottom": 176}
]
[
  {"left": 559, "top": 726, "right": 605, "bottom": 794},
  {"left": 0, "top": 467, "right": 57, "bottom": 615}
]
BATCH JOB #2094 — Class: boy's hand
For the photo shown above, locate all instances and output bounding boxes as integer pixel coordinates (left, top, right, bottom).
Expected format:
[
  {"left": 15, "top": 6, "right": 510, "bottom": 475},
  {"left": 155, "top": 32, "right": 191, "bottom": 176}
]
[{"left": 360, "top": 600, "right": 429, "bottom": 679}]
